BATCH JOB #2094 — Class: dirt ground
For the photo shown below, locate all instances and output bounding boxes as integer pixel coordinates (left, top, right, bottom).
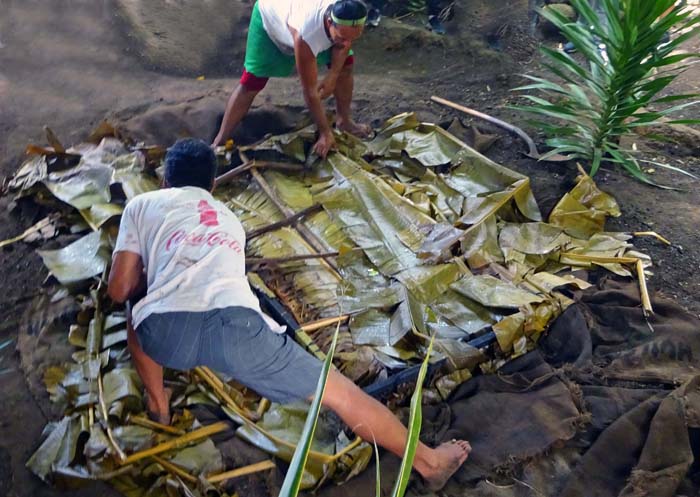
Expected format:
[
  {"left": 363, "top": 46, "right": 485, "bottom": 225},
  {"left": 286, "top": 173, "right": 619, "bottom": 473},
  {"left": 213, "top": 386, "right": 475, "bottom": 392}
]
[{"left": 1, "top": 1, "right": 699, "bottom": 496}]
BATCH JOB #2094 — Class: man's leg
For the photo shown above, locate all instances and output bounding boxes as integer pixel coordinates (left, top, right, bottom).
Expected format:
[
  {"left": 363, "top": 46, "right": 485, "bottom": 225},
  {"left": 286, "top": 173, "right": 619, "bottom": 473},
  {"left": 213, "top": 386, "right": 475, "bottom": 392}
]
[
  {"left": 212, "top": 79, "right": 263, "bottom": 147},
  {"left": 334, "top": 61, "right": 371, "bottom": 138},
  {"left": 322, "top": 369, "right": 471, "bottom": 489},
  {"left": 127, "top": 321, "right": 170, "bottom": 424}
]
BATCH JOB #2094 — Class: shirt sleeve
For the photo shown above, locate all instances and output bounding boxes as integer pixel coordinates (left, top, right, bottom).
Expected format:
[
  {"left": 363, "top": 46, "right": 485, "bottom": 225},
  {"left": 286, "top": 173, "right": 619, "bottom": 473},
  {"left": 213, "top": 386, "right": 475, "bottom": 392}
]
[
  {"left": 113, "top": 200, "right": 142, "bottom": 257},
  {"left": 288, "top": 4, "right": 331, "bottom": 56}
]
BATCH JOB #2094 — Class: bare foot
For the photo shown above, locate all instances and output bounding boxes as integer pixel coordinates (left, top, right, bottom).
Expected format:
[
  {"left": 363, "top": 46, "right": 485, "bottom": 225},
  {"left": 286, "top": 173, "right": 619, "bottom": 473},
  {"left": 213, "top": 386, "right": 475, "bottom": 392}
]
[
  {"left": 146, "top": 387, "right": 172, "bottom": 425},
  {"left": 336, "top": 119, "right": 372, "bottom": 138},
  {"left": 421, "top": 440, "right": 471, "bottom": 491}
]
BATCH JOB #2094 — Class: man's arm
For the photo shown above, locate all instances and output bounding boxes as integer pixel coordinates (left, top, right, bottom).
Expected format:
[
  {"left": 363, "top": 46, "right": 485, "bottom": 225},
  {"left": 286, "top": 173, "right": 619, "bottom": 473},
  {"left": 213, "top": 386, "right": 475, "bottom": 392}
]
[
  {"left": 108, "top": 251, "right": 146, "bottom": 304},
  {"left": 291, "top": 28, "right": 336, "bottom": 157},
  {"left": 318, "top": 45, "right": 350, "bottom": 99}
]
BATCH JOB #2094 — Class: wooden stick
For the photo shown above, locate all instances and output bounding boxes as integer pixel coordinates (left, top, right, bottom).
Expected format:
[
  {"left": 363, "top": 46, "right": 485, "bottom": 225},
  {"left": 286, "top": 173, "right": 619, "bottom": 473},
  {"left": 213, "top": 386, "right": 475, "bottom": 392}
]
[
  {"left": 632, "top": 231, "right": 671, "bottom": 246},
  {"left": 636, "top": 259, "right": 654, "bottom": 317},
  {"left": 98, "top": 373, "right": 127, "bottom": 463},
  {"left": 298, "top": 314, "right": 350, "bottom": 333},
  {"left": 121, "top": 422, "right": 230, "bottom": 465},
  {"left": 248, "top": 161, "right": 341, "bottom": 277},
  {"left": 153, "top": 455, "right": 198, "bottom": 484},
  {"left": 195, "top": 367, "right": 259, "bottom": 421},
  {"left": 430, "top": 95, "right": 571, "bottom": 162},
  {"left": 0, "top": 216, "right": 54, "bottom": 249},
  {"left": 559, "top": 253, "right": 640, "bottom": 265},
  {"left": 256, "top": 398, "right": 271, "bottom": 419},
  {"left": 245, "top": 251, "right": 340, "bottom": 266},
  {"left": 207, "top": 460, "right": 277, "bottom": 484},
  {"left": 126, "top": 414, "right": 186, "bottom": 436},
  {"left": 246, "top": 204, "right": 323, "bottom": 240},
  {"left": 215, "top": 160, "right": 304, "bottom": 187}
]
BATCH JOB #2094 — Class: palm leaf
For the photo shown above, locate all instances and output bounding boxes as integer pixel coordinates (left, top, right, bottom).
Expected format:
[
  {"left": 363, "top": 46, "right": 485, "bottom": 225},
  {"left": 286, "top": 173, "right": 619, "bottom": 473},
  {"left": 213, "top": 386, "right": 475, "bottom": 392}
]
[
  {"left": 277, "top": 322, "right": 341, "bottom": 497},
  {"left": 517, "top": 0, "right": 700, "bottom": 184},
  {"left": 389, "top": 334, "right": 435, "bottom": 497}
]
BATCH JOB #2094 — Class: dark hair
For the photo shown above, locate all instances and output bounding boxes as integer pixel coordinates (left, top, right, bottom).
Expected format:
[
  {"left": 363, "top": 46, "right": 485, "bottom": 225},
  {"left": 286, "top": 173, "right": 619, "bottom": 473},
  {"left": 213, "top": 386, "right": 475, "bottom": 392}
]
[
  {"left": 331, "top": 0, "right": 368, "bottom": 22},
  {"left": 164, "top": 138, "right": 216, "bottom": 190}
]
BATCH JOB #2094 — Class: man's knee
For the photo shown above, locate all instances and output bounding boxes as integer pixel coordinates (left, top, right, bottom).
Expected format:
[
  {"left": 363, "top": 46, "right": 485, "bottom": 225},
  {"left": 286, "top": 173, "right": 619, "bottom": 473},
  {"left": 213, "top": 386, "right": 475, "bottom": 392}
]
[
  {"left": 322, "top": 369, "right": 363, "bottom": 411},
  {"left": 240, "top": 69, "right": 269, "bottom": 92}
]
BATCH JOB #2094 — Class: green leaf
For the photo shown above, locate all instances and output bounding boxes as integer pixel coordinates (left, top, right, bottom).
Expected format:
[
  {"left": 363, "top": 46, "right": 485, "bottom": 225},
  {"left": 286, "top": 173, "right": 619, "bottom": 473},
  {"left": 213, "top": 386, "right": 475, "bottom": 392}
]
[
  {"left": 277, "top": 322, "right": 341, "bottom": 497},
  {"left": 37, "top": 231, "right": 111, "bottom": 286},
  {"left": 451, "top": 275, "right": 544, "bottom": 309},
  {"left": 389, "top": 334, "right": 435, "bottom": 497}
]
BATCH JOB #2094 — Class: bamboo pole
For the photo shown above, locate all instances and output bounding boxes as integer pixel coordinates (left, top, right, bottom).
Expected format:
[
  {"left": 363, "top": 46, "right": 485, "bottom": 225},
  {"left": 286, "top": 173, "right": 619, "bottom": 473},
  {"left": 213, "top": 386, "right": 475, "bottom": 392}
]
[
  {"left": 246, "top": 251, "right": 340, "bottom": 267},
  {"left": 636, "top": 259, "right": 654, "bottom": 317},
  {"left": 559, "top": 253, "right": 640, "bottom": 265},
  {"left": 430, "top": 95, "right": 571, "bottom": 162},
  {"left": 153, "top": 455, "right": 198, "bottom": 484},
  {"left": 246, "top": 204, "right": 323, "bottom": 240},
  {"left": 207, "top": 460, "right": 277, "bottom": 484},
  {"left": 298, "top": 314, "right": 350, "bottom": 333},
  {"left": 126, "top": 414, "right": 186, "bottom": 436},
  {"left": 215, "top": 160, "right": 304, "bottom": 187},
  {"left": 247, "top": 159, "right": 341, "bottom": 277},
  {"left": 121, "top": 422, "right": 230, "bottom": 465},
  {"left": 194, "top": 367, "right": 259, "bottom": 421}
]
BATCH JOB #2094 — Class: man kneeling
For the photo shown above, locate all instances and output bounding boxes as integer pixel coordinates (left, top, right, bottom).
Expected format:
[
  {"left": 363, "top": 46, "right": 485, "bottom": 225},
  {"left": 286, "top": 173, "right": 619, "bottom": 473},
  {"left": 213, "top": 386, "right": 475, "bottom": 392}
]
[{"left": 107, "top": 138, "right": 470, "bottom": 489}]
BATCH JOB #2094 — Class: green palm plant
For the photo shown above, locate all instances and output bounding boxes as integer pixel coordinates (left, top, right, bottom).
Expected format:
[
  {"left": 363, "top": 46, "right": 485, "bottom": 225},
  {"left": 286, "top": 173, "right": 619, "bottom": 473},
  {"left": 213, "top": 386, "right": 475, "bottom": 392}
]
[{"left": 516, "top": 0, "right": 700, "bottom": 184}]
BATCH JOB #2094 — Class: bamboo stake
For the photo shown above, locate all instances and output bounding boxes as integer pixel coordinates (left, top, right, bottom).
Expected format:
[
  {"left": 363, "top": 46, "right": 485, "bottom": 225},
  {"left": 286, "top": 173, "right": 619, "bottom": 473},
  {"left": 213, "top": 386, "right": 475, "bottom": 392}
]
[
  {"left": 248, "top": 160, "right": 341, "bottom": 277},
  {"left": 98, "top": 374, "right": 128, "bottom": 463},
  {"left": 256, "top": 398, "right": 271, "bottom": 419},
  {"left": 215, "top": 160, "right": 304, "bottom": 187},
  {"left": 559, "top": 253, "right": 640, "bottom": 265},
  {"left": 121, "top": 422, "right": 230, "bottom": 465},
  {"left": 153, "top": 455, "right": 198, "bottom": 484},
  {"left": 246, "top": 204, "right": 323, "bottom": 240},
  {"left": 298, "top": 314, "right": 350, "bottom": 333},
  {"left": 207, "top": 460, "right": 277, "bottom": 484},
  {"left": 246, "top": 251, "right": 340, "bottom": 267},
  {"left": 126, "top": 414, "right": 186, "bottom": 435},
  {"left": 194, "top": 367, "right": 259, "bottom": 421},
  {"left": 430, "top": 95, "right": 571, "bottom": 162},
  {"left": 636, "top": 259, "right": 654, "bottom": 317}
]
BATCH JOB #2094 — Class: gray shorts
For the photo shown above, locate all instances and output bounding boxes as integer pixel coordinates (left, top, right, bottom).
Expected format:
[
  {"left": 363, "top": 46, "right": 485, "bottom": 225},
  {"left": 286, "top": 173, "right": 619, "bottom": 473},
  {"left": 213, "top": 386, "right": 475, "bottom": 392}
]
[{"left": 136, "top": 306, "right": 322, "bottom": 404}]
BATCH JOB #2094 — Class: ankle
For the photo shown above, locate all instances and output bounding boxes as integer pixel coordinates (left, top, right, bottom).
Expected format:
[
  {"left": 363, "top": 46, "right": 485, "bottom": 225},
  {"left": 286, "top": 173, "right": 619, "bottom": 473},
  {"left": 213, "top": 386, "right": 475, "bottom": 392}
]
[{"left": 414, "top": 448, "right": 439, "bottom": 478}]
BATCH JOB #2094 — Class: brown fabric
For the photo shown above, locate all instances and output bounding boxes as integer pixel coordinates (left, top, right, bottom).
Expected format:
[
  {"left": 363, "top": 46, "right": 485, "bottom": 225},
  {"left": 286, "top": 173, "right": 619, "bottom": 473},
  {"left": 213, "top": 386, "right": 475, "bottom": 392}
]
[{"left": 441, "top": 278, "right": 700, "bottom": 497}]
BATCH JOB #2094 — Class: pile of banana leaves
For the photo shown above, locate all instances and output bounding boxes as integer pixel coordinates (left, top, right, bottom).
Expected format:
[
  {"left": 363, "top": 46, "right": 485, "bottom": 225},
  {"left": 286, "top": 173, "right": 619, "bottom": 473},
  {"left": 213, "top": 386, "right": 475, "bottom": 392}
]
[{"left": 5, "top": 113, "right": 652, "bottom": 496}]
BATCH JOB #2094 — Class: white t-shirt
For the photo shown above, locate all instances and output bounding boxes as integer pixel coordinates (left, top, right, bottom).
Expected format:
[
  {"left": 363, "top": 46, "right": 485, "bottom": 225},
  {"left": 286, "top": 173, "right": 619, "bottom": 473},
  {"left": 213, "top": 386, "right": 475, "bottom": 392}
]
[
  {"left": 113, "top": 186, "right": 284, "bottom": 333},
  {"left": 258, "top": 0, "right": 335, "bottom": 56}
]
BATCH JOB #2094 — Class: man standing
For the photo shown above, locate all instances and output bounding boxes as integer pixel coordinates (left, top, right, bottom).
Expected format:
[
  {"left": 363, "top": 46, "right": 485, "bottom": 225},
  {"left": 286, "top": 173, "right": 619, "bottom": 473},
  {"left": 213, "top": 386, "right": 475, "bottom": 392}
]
[
  {"left": 212, "top": 0, "right": 371, "bottom": 158},
  {"left": 108, "top": 138, "right": 470, "bottom": 490}
]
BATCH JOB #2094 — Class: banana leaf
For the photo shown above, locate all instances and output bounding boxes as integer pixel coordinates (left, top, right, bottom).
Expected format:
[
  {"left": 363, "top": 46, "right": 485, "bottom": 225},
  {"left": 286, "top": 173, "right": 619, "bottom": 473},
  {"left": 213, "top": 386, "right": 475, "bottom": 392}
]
[
  {"left": 498, "top": 222, "right": 570, "bottom": 255},
  {"left": 43, "top": 160, "right": 113, "bottom": 210},
  {"left": 111, "top": 153, "right": 159, "bottom": 200},
  {"left": 430, "top": 290, "right": 496, "bottom": 336},
  {"left": 38, "top": 231, "right": 111, "bottom": 286},
  {"left": 167, "top": 439, "right": 224, "bottom": 476},
  {"left": 7, "top": 155, "right": 48, "bottom": 193},
  {"left": 26, "top": 415, "right": 83, "bottom": 481},
  {"left": 102, "top": 368, "right": 142, "bottom": 408},
  {"left": 451, "top": 275, "right": 544, "bottom": 309},
  {"left": 388, "top": 129, "right": 462, "bottom": 166}
]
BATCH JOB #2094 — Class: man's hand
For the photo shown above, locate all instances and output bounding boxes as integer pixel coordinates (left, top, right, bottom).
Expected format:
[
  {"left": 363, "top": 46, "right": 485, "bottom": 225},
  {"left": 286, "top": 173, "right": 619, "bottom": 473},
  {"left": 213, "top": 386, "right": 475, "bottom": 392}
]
[
  {"left": 317, "top": 74, "right": 338, "bottom": 100},
  {"left": 313, "top": 130, "right": 337, "bottom": 158}
]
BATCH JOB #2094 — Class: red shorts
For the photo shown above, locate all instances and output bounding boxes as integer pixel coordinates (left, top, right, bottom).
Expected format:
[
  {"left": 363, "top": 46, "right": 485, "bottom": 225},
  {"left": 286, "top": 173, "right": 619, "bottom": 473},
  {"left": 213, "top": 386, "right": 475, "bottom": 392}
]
[{"left": 240, "top": 55, "right": 355, "bottom": 92}]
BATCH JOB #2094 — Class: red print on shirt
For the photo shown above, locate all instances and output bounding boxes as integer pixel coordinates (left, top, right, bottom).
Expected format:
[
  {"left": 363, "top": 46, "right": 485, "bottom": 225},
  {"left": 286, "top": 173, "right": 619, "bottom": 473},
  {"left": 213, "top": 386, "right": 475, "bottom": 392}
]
[{"left": 198, "top": 200, "right": 219, "bottom": 227}]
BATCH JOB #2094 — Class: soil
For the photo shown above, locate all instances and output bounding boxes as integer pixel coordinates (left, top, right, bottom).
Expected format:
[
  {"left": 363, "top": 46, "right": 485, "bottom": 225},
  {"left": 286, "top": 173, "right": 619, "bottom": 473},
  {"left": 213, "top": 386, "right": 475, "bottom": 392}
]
[{"left": 0, "top": 0, "right": 699, "bottom": 496}]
